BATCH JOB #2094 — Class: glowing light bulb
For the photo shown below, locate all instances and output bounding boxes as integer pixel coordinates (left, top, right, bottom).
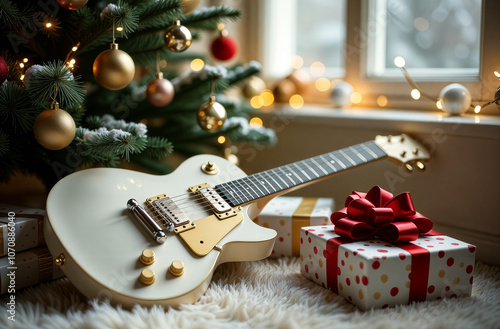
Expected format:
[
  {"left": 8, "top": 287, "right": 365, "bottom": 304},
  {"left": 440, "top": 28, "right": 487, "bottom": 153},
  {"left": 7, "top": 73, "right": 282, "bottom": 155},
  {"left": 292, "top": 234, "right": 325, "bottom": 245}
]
[
  {"left": 20, "top": 74, "right": 25, "bottom": 80},
  {"left": 46, "top": 22, "right": 52, "bottom": 28},
  {"left": 494, "top": 71, "right": 500, "bottom": 79},
  {"left": 19, "top": 63, "right": 24, "bottom": 68},
  {"left": 394, "top": 56, "right": 406, "bottom": 68},
  {"left": 411, "top": 89, "right": 421, "bottom": 100},
  {"left": 72, "top": 46, "right": 78, "bottom": 52},
  {"left": 249, "top": 117, "right": 263, "bottom": 127},
  {"left": 436, "top": 100, "right": 443, "bottom": 110},
  {"left": 23, "top": 58, "right": 28, "bottom": 63},
  {"left": 116, "top": 27, "right": 123, "bottom": 31},
  {"left": 69, "top": 59, "right": 76, "bottom": 64},
  {"left": 217, "top": 136, "right": 226, "bottom": 144},
  {"left": 250, "top": 96, "right": 264, "bottom": 109},
  {"left": 260, "top": 90, "right": 274, "bottom": 106},
  {"left": 474, "top": 105, "right": 481, "bottom": 113},
  {"left": 190, "top": 58, "right": 204, "bottom": 71}
]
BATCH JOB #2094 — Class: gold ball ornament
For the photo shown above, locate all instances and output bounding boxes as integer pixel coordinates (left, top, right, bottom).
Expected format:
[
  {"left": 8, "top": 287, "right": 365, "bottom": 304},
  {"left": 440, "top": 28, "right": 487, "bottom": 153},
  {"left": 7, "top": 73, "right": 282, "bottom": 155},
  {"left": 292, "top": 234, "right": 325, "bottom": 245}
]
[
  {"left": 165, "top": 20, "right": 192, "bottom": 52},
  {"left": 33, "top": 103, "right": 76, "bottom": 150},
  {"left": 181, "top": 0, "right": 201, "bottom": 15},
  {"left": 197, "top": 96, "right": 227, "bottom": 132},
  {"left": 273, "top": 78, "right": 297, "bottom": 103},
  {"left": 93, "top": 43, "right": 135, "bottom": 90},
  {"left": 56, "top": 0, "right": 88, "bottom": 10},
  {"left": 287, "top": 69, "right": 309, "bottom": 94},
  {"left": 243, "top": 76, "right": 267, "bottom": 98},
  {"left": 146, "top": 72, "right": 175, "bottom": 107}
]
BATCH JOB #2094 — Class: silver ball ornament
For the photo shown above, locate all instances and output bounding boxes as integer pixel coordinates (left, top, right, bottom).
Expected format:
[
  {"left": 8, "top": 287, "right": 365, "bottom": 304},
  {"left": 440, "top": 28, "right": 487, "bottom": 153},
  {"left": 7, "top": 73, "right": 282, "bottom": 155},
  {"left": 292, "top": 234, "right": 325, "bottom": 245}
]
[
  {"left": 438, "top": 83, "right": 471, "bottom": 115},
  {"left": 330, "top": 80, "right": 353, "bottom": 108}
]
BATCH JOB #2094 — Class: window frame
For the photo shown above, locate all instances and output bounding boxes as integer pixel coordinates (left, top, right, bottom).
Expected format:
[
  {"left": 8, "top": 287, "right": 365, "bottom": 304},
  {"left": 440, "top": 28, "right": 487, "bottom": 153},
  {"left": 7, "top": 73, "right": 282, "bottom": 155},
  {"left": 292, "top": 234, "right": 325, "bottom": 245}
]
[{"left": 242, "top": 0, "right": 499, "bottom": 114}]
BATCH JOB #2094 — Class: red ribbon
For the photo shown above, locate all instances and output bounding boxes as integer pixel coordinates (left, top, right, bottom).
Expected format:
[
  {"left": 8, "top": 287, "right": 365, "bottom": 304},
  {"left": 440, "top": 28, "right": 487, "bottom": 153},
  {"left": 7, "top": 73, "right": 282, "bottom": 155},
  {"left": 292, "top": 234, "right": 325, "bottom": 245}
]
[{"left": 330, "top": 186, "right": 433, "bottom": 243}]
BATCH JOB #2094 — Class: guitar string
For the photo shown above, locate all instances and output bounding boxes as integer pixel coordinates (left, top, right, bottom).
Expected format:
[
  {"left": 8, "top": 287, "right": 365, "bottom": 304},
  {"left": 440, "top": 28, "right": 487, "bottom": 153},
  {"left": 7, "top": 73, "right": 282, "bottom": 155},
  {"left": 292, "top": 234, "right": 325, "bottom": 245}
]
[{"left": 148, "top": 143, "right": 382, "bottom": 218}]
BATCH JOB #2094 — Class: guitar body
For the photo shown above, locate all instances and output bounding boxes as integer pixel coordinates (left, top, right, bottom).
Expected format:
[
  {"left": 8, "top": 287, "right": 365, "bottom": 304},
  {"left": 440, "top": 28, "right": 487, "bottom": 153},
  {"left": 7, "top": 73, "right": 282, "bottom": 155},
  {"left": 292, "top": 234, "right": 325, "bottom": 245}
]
[{"left": 44, "top": 154, "right": 277, "bottom": 308}]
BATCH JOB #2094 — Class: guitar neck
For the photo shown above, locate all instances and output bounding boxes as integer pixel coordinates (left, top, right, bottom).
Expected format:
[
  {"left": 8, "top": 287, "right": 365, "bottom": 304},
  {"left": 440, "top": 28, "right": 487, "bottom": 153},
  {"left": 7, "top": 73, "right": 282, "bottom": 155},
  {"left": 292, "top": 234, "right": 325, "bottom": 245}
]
[{"left": 215, "top": 140, "right": 388, "bottom": 207}]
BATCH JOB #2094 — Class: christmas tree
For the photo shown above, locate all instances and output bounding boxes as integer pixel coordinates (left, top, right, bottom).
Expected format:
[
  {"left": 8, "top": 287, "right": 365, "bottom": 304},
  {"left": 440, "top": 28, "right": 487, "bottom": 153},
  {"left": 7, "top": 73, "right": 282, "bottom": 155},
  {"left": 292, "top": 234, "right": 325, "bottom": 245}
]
[{"left": 0, "top": 0, "right": 276, "bottom": 189}]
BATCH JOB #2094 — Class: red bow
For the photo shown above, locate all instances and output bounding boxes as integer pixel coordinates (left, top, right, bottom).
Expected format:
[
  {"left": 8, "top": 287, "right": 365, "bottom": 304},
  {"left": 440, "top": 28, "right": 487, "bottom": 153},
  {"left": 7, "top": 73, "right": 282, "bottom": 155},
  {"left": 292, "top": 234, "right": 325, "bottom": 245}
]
[{"left": 330, "top": 186, "right": 433, "bottom": 243}]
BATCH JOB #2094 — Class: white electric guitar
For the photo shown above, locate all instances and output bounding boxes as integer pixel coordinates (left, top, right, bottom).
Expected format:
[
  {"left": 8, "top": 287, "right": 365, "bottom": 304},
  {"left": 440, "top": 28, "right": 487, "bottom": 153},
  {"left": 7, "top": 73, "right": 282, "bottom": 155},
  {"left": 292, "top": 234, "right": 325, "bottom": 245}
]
[{"left": 45, "top": 134, "right": 430, "bottom": 308}]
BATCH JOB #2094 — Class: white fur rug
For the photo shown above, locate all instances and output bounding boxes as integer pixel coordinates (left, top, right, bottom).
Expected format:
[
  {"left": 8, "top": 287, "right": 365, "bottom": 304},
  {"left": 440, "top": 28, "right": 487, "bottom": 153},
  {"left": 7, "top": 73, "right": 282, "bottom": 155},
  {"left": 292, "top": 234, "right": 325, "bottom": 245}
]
[{"left": 1, "top": 258, "right": 499, "bottom": 329}]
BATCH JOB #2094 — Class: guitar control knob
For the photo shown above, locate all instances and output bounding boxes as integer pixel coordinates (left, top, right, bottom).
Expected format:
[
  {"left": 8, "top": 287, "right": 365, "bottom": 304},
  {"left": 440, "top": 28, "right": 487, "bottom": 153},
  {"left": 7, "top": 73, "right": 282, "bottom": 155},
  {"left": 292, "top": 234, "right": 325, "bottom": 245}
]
[
  {"left": 54, "top": 254, "right": 66, "bottom": 266},
  {"left": 169, "top": 260, "right": 184, "bottom": 276},
  {"left": 140, "top": 249, "right": 155, "bottom": 265},
  {"left": 139, "top": 269, "right": 155, "bottom": 285}
]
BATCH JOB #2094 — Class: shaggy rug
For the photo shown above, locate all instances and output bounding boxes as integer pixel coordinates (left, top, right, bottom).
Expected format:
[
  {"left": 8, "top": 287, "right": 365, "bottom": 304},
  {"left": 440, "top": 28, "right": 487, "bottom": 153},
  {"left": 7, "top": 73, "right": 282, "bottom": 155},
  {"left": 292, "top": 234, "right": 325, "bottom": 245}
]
[{"left": 1, "top": 258, "right": 499, "bottom": 329}]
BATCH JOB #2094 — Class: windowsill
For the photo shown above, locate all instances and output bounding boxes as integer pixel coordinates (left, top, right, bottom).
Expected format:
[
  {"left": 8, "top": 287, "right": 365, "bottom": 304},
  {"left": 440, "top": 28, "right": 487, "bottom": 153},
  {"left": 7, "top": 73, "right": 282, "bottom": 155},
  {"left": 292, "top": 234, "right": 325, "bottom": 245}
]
[{"left": 263, "top": 104, "right": 500, "bottom": 139}]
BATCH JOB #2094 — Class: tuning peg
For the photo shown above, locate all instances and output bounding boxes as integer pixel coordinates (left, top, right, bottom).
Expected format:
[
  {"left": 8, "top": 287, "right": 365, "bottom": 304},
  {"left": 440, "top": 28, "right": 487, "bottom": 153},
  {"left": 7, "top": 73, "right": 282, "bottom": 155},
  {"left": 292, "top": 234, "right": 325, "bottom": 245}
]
[
  {"left": 400, "top": 136, "right": 405, "bottom": 142},
  {"left": 413, "top": 148, "right": 419, "bottom": 155},
  {"left": 400, "top": 151, "right": 406, "bottom": 158},
  {"left": 415, "top": 161, "right": 425, "bottom": 171},
  {"left": 404, "top": 163, "right": 413, "bottom": 173},
  {"left": 387, "top": 135, "right": 392, "bottom": 142}
]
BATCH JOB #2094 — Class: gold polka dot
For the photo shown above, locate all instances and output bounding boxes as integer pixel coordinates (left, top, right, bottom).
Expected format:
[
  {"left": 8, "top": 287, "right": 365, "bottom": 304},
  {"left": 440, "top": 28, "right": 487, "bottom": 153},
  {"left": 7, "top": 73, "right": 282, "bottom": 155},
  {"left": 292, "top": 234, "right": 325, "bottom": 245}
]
[
  {"left": 262, "top": 223, "right": 269, "bottom": 228},
  {"left": 374, "top": 292, "right": 381, "bottom": 300},
  {"left": 349, "top": 264, "right": 353, "bottom": 272},
  {"left": 405, "top": 264, "right": 411, "bottom": 271},
  {"left": 406, "top": 281, "right": 411, "bottom": 288},
  {"left": 460, "top": 262, "right": 464, "bottom": 268},
  {"left": 319, "top": 259, "right": 323, "bottom": 268},
  {"left": 339, "top": 282, "right": 343, "bottom": 291},
  {"left": 438, "top": 270, "right": 445, "bottom": 278},
  {"left": 381, "top": 274, "right": 388, "bottom": 283},
  {"left": 464, "top": 293, "right": 470, "bottom": 297},
  {"left": 309, "top": 254, "right": 312, "bottom": 259},
  {"left": 310, "top": 261, "right": 313, "bottom": 265},
  {"left": 454, "top": 277, "right": 460, "bottom": 284},
  {"left": 300, "top": 254, "right": 303, "bottom": 262},
  {"left": 359, "top": 289, "right": 364, "bottom": 300},
  {"left": 279, "top": 220, "right": 285, "bottom": 226}
]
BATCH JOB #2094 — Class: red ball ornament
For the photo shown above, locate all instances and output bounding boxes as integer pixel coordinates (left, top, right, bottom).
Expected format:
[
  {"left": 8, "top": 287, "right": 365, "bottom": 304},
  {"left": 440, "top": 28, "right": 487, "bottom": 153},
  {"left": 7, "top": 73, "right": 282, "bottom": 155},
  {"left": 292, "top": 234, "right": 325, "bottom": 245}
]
[
  {"left": 146, "top": 73, "right": 175, "bottom": 107},
  {"left": 211, "top": 35, "right": 237, "bottom": 61},
  {"left": 56, "top": 0, "right": 88, "bottom": 10},
  {"left": 0, "top": 56, "right": 8, "bottom": 84}
]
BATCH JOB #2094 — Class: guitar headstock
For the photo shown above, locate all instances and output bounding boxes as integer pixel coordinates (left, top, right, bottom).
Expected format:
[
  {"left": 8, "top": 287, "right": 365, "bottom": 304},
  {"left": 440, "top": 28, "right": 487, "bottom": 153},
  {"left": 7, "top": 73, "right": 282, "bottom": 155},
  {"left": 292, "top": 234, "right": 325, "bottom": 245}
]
[{"left": 374, "top": 134, "right": 430, "bottom": 172}]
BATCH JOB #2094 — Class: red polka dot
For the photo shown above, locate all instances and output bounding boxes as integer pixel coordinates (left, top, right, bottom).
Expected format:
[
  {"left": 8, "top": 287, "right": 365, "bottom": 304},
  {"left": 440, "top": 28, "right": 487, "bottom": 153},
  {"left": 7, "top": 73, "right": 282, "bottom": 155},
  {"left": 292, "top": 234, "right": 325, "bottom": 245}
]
[
  {"left": 364, "top": 244, "right": 370, "bottom": 246},
  {"left": 466, "top": 265, "right": 473, "bottom": 274},
  {"left": 278, "top": 237, "right": 284, "bottom": 242},
  {"left": 428, "top": 285, "right": 435, "bottom": 293},
  {"left": 470, "top": 277, "right": 474, "bottom": 285},
  {"left": 451, "top": 294, "right": 457, "bottom": 298},
  {"left": 323, "top": 250, "right": 327, "bottom": 258},
  {"left": 337, "top": 267, "right": 341, "bottom": 276},
  {"left": 341, "top": 260, "right": 345, "bottom": 266},
  {"left": 362, "top": 275, "right": 369, "bottom": 286},
  {"left": 425, "top": 239, "right": 430, "bottom": 242},
  {"left": 305, "top": 231, "right": 309, "bottom": 236},
  {"left": 372, "top": 261, "right": 380, "bottom": 270},
  {"left": 390, "top": 287, "right": 399, "bottom": 296},
  {"left": 359, "top": 262, "right": 364, "bottom": 269},
  {"left": 377, "top": 249, "right": 388, "bottom": 253},
  {"left": 308, "top": 237, "right": 311, "bottom": 243},
  {"left": 353, "top": 251, "right": 358, "bottom": 256},
  {"left": 445, "top": 286, "right": 450, "bottom": 291},
  {"left": 345, "top": 251, "right": 349, "bottom": 258},
  {"left": 300, "top": 238, "right": 303, "bottom": 244},
  {"left": 305, "top": 265, "right": 309, "bottom": 273},
  {"left": 427, "top": 245, "right": 434, "bottom": 248},
  {"left": 348, "top": 296, "right": 352, "bottom": 302},
  {"left": 356, "top": 275, "right": 360, "bottom": 284},
  {"left": 382, "top": 256, "right": 387, "bottom": 260},
  {"left": 436, "top": 237, "right": 444, "bottom": 240},
  {"left": 468, "top": 245, "right": 476, "bottom": 253},
  {"left": 315, "top": 273, "right": 319, "bottom": 279},
  {"left": 346, "top": 278, "right": 351, "bottom": 286},
  {"left": 373, "top": 256, "right": 380, "bottom": 260},
  {"left": 318, "top": 234, "right": 324, "bottom": 237},
  {"left": 357, "top": 248, "right": 365, "bottom": 251},
  {"left": 308, "top": 229, "right": 316, "bottom": 232},
  {"left": 399, "top": 253, "right": 406, "bottom": 260},
  {"left": 408, "top": 272, "right": 412, "bottom": 280},
  {"left": 447, "top": 258, "right": 454, "bottom": 266},
  {"left": 369, "top": 241, "right": 374, "bottom": 243},
  {"left": 314, "top": 246, "right": 318, "bottom": 254},
  {"left": 439, "top": 242, "right": 444, "bottom": 244},
  {"left": 451, "top": 243, "right": 459, "bottom": 246},
  {"left": 438, "top": 250, "right": 445, "bottom": 258},
  {"left": 321, "top": 226, "right": 327, "bottom": 229}
]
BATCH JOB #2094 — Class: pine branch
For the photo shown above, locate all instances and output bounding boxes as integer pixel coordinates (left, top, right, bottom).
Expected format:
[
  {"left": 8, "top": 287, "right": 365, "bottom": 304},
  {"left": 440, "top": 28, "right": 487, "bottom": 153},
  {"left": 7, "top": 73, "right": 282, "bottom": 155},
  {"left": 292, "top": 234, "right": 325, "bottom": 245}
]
[
  {"left": 142, "top": 136, "right": 173, "bottom": 159},
  {"left": 0, "top": 0, "right": 23, "bottom": 29},
  {"left": 136, "top": 0, "right": 181, "bottom": 31},
  {"left": 225, "top": 61, "right": 262, "bottom": 85},
  {"left": 0, "top": 82, "right": 38, "bottom": 133},
  {"left": 78, "top": 130, "right": 147, "bottom": 161},
  {"left": 26, "top": 61, "right": 85, "bottom": 110},
  {"left": 0, "top": 129, "right": 8, "bottom": 157},
  {"left": 181, "top": 6, "right": 241, "bottom": 30}
]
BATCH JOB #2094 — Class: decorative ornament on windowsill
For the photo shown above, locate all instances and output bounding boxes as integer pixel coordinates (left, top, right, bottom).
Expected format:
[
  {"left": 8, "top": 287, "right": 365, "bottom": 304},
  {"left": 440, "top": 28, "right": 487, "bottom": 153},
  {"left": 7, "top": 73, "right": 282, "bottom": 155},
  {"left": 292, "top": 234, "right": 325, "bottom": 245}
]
[
  {"left": 394, "top": 56, "right": 500, "bottom": 115},
  {"left": 93, "top": 19, "right": 135, "bottom": 90},
  {"left": 146, "top": 51, "right": 175, "bottom": 107},
  {"left": 330, "top": 80, "right": 354, "bottom": 108}
]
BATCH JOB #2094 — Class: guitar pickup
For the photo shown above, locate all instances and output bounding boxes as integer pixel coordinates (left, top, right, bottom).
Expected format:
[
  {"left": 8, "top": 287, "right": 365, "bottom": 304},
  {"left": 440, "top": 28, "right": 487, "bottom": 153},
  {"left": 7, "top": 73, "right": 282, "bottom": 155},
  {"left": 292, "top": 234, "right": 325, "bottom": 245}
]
[
  {"left": 189, "top": 184, "right": 239, "bottom": 219},
  {"left": 145, "top": 194, "right": 191, "bottom": 227}
]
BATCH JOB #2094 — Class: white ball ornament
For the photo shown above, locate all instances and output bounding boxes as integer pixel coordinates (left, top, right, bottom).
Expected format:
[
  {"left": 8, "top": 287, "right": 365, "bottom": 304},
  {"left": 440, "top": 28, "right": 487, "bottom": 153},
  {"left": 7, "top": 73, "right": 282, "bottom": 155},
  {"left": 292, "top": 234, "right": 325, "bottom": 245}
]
[
  {"left": 438, "top": 83, "right": 471, "bottom": 115},
  {"left": 330, "top": 80, "right": 353, "bottom": 108}
]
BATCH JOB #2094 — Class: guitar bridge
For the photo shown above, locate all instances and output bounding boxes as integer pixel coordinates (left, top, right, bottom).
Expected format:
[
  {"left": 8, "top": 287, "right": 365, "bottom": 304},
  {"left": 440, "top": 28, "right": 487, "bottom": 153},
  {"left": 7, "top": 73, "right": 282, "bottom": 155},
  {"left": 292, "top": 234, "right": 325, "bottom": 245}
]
[{"left": 145, "top": 194, "right": 194, "bottom": 233}]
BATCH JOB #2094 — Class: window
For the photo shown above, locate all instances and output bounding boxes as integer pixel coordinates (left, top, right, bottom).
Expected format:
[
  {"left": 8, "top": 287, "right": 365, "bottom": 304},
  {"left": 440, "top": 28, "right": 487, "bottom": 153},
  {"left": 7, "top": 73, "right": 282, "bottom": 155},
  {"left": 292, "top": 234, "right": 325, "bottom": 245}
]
[{"left": 244, "top": 0, "right": 499, "bottom": 114}]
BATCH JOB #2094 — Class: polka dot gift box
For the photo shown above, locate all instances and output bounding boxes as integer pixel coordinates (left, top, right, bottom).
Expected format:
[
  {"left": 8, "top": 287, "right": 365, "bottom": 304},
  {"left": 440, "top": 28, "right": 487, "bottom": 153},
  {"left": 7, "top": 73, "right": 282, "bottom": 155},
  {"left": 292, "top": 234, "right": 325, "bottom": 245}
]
[
  {"left": 254, "top": 196, "right": 333, "bottom": 258},
  {"left": 300, "top": 186, "right": 476, "bottom": 310}
]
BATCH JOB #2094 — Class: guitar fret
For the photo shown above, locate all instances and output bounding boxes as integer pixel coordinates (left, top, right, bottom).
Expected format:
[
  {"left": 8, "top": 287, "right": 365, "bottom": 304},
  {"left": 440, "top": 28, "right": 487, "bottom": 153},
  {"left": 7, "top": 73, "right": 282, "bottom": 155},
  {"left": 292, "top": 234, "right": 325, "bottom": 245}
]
[
  {"left": 247, "top": 176, "right": 265, "bottom": 196},
  {"left": 361, "top": 142, "right": 378, "bottom": 159},
  {"left": 227, "top": 181, "right": 248, "bottom": 204},
  {"left": 339, "top": 150, "right": 357, "bottom": 166},
  {"left": 302, "top": 160, "right": 320, "bottom": 178},
  {"left": 278, "top": 167, "right": 297, "bottom": 185},
  {"left": 293, "top": 163, "right": 311, "bottom": 181},
  {"left": 237, "top": 178, "right": 260, "bottom": 199},
  {"left": 350, "top": 146, "right": 367, "bottom": 163},
  {"left": 264, "top": 171, "right": 283, "bottom": 190},
  {"left": 319, "top": 155, "right": 338, "bottom": 173},
  {"left": 254, "top": 173, "right": 273, "bottom": 194},
  {"left": 328, "top": 153, "right": 347, "bottom": 169},
  {"left": 310, "top": 157, "right": 329, "bottom": 176},
  {"left": 271, "top": 168, "right": 290, "bottom": 188}
]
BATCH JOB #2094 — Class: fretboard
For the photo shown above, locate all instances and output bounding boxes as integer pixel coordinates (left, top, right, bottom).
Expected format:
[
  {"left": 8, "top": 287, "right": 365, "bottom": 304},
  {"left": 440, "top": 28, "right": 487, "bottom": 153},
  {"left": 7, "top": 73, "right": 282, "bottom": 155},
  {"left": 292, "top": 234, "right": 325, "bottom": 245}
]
[{"left": 215, "top": 140, "right": 388, "bottom": 207}]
